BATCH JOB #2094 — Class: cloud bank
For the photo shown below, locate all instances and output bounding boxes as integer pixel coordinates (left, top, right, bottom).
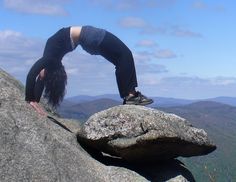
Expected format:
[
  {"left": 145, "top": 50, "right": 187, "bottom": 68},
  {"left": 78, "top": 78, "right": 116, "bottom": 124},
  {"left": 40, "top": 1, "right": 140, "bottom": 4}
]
[
  {"left": 89, "top": 0, "right": 177, "bottom": 11},
  {"left": 4, "top": 0, "right": 70, "bottom": 16},
  {"left": 119, "top": 16, "right": 203, "bottom": 38}
]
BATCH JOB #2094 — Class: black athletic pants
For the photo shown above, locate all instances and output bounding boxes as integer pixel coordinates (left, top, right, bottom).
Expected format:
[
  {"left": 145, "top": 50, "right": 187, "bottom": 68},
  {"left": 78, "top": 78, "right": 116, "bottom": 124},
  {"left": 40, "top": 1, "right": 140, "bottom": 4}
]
[{"left": 99, "top": 31, "right": 138, "bottom": 98}]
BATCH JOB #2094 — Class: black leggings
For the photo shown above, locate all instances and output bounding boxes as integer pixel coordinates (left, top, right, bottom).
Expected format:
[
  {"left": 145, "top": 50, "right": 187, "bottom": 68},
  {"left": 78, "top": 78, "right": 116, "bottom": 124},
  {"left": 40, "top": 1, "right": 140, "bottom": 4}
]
[{"left": 99, "top": 31, "right": 138, "bottom": 98}]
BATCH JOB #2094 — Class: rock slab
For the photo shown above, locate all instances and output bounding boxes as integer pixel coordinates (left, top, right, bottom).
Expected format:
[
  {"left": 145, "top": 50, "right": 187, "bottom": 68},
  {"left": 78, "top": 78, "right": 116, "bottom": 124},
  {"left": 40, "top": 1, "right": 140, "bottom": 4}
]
[{"left": 77, "top": 105, "right": 216, "bottom": 162}]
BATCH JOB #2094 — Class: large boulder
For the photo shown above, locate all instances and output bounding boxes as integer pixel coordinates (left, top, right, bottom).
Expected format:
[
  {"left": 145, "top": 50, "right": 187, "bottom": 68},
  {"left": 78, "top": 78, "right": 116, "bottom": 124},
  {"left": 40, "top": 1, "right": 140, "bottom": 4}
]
[{"left": 77, "top": 105, "right": 216, "bottom": 162}]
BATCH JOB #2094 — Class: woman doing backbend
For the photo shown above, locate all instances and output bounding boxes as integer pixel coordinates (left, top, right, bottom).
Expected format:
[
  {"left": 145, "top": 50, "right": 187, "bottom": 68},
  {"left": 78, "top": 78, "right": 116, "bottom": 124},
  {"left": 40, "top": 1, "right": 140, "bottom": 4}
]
[{"left": 25, "top": 25, "right": 153, "bottom": 115}]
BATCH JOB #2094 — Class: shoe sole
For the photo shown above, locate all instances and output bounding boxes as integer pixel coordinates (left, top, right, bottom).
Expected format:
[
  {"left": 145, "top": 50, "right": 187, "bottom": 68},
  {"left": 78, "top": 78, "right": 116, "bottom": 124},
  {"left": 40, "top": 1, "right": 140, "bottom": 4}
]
[{"left": 125, "top": 100, "right": 153, "bottom": 106}]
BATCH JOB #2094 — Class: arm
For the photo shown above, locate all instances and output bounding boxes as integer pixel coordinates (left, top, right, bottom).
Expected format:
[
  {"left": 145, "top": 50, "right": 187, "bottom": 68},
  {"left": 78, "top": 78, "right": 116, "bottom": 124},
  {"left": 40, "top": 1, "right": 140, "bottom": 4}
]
[
  {"left": 34, "top": 69, "right": 45, "bottom": 102},
  {"left": 25, "top": 58, "right": 48, "bottom": 116},
  {"left": 25, "top": 58, "right": 48, "bottom": 102}
]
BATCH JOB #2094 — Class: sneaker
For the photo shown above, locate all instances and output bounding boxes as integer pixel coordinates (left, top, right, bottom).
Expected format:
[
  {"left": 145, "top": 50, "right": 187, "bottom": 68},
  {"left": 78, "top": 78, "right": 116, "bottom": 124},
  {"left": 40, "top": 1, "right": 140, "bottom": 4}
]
[{"left": 123, "top": 91, "right": 153, "bottom": 106}]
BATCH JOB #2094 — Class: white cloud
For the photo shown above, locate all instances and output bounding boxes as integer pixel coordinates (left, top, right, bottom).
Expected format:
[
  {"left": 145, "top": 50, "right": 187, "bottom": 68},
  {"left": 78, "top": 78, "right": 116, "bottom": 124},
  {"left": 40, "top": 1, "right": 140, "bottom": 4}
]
[
  {"left": 192, "top": 1, "right": 207, "bottom": 10},
  {"left": 89, "top": 0, "right": 176, "bottom": 11},
  {"left": 136, "top": 40, "right": 158, "bottom": 48},
  {"left": 119, "top": 17, "right": 147, "bottom": 28},
  {"left": 133, "top": 51, "right": 152, "bottom": 63},
  {"left": 170, "top": 25, "right": 203, "bottom": 38},
  {"left": 0, "top": 30, "right": 43, "bottom": 60},
  {"left": 0, "top": 30, "right": 42, "bottom": 51},
  {"left": 115, "top": 0, "right": 139, "bottom": 10},
  {"left": 154, "top": 49, "right": 177, "bottom": 59},
  {"left": 66, "top": 68, "right": 79, "bottom": 76},
  {"left": 137, "top": 63, "right": 168, "bottom": 74},
  {"left": 0, "top": 29, "right": 44, "bottom": 83},
  {"left": 4, "top": 0, "right": 69, "bottom": 16},
  {"left": 140, "top": 26, "right": 167, "bottom": 35},
  {"left": 119, "top": 17, "right": 203, "bottom": 38},
  {"left": 210, "top": 77, "right": 236, "bottom": 86},
  {"left": 192, "top": 1, "right": 226, "bottom": 12},
  {"left": 146, "top": 0, "right": 177, "bottom": 9},
  {"left": 141, "top": 25, "right": 203, "bottom": 38},
  {"left": 139, "top": 73, "right": 161, "bottom": 86},
  {"left": 0, "top": 30, "right": 21, "bottom": 38},
  {"left": 133, "top": 47, "right": 177, "bottom": 62},
  {"left": 141, "top": 76, "right": 236, "bottom": 99}
]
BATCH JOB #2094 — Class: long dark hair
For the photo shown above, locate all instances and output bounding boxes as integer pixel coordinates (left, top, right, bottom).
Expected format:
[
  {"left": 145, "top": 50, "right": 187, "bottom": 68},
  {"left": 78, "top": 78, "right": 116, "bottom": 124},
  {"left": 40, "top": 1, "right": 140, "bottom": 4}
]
[{"left": 44, "top": 63, "right": 67, "bottom": 108}]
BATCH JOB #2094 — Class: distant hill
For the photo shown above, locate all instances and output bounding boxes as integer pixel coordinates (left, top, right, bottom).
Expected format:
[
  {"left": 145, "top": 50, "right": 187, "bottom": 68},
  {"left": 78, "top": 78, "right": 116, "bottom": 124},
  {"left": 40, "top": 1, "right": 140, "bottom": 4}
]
[
  {"left": 65, "top": 95, "right": 236, "bottom": 107},
  {"left": 158, "top": 101, "right": 236, "bottom": 136},
  {"left": 151, "top": 97, "right": 194, "bottom": 107},
  {"left": 158, "top": 101, "right": 236, "bottom": 181},
  {"left": 66, "top": 95, "right": 99, "bottom": 103},
  {"left": 65, "top": 95, "right": 196, "bottom": 108},
  {"left": 58, "top": 98, "right": 121, "bottom": 121},
  {"left": 205, "top": 96, "right": 236, "bottom": 107},
  {"left": 59, "top": 99, "right": 75, "bottom": 108},
  {"left": 66, "top": 94, "right": 121, "bottom": 103}
]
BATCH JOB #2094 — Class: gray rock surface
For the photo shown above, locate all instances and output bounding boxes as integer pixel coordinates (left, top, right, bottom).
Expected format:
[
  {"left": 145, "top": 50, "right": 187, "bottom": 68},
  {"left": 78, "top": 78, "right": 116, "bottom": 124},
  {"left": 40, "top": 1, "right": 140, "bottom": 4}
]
[
  {"left": 77, "top": 105, "right": 216, "bottom": 162},
  {"left": 0, "top": 68, "right": 146, "bottom": 182},
  {"left": 0, "top": 67, "right": 199, "bottom": 181}
]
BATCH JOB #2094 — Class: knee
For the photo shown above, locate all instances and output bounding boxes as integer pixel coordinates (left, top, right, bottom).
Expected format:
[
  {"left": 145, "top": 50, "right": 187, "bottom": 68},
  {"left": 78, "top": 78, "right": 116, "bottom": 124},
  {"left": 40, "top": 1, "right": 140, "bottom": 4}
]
[
  {"left": 125, "top": 48, "right": 132, "bottom": 58},
  {"left": 123, "top": 49, "right": 134, "bottom": 66}
]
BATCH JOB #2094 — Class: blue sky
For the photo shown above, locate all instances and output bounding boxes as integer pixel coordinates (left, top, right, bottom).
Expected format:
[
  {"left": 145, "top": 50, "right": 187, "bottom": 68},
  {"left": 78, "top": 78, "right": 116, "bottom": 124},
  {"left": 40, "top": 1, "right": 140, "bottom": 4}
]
[{"left": 0, "top": 0, "right": 235, "bottom": 99}]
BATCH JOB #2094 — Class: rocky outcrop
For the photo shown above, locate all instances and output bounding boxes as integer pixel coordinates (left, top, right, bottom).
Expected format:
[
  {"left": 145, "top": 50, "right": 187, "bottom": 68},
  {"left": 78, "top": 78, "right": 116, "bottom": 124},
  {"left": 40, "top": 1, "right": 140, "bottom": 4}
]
[
  {"left": 0, "top": 67, "right": 215, "bottom": 181},
  {"left": 77, "top": 105, "right": 216, "bottom": 163}
]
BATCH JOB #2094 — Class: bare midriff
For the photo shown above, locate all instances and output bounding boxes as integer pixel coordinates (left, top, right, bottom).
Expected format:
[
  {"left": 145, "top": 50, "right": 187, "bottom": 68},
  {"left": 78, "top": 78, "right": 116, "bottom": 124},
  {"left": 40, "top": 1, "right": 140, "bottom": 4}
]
[{"left": 70, "top": 26, "right": 82, "bottom": 45}]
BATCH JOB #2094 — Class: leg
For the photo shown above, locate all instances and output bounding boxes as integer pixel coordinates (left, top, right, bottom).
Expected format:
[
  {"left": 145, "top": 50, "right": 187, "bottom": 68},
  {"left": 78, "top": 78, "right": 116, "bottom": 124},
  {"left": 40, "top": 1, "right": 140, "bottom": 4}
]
[{"left": 99, "top": 31, "right": 138, "bottom": 98}]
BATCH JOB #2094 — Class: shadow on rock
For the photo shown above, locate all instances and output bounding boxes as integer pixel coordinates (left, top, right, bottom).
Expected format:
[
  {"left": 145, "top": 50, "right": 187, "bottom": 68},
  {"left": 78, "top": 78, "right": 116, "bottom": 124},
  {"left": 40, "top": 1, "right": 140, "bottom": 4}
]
[{"left": 80, "top": 143, "right": 196, "bottom": 182}]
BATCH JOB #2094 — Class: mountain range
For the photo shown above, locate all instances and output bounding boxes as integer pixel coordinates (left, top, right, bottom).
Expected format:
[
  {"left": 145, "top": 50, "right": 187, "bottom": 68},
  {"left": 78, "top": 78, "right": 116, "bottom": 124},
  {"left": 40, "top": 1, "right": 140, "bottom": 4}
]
[
  {"left": 58, "top": 95, "right": 236, "bottom": 120},
  {"left": 58, "top": 98, "right": 121, "bottom": 121},
  {"left": 65, "top": 95, "right": 236, "bottom": 107}
]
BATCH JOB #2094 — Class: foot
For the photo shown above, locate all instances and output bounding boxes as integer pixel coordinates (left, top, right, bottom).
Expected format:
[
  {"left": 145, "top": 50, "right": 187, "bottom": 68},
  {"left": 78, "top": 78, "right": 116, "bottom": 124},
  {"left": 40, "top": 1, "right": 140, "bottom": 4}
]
[{"left": 123, "top": 91, "right": 153, "bottom": 106}]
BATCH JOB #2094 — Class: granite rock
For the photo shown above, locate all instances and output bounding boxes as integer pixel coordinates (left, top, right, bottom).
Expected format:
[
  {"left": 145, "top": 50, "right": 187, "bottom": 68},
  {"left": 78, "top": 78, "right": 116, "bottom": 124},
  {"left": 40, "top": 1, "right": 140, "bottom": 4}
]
[{"left": 77, "top": 105, "right": 216, "bottom": 162}]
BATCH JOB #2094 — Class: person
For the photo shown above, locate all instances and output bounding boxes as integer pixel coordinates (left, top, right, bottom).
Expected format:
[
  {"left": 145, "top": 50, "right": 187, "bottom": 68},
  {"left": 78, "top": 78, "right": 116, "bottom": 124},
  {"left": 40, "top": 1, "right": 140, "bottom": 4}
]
[{"left": 25, "top": 25, "right": 153, "bottom": 115}]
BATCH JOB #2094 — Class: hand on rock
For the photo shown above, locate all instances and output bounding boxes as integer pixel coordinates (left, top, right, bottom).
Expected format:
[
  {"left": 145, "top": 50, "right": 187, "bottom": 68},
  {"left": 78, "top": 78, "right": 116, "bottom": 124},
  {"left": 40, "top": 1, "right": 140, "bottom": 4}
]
[{"left": 29, "top": 101, "right": 47, "bottom": 116}]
